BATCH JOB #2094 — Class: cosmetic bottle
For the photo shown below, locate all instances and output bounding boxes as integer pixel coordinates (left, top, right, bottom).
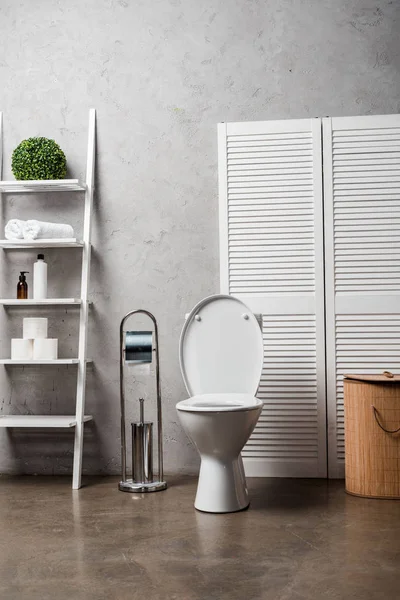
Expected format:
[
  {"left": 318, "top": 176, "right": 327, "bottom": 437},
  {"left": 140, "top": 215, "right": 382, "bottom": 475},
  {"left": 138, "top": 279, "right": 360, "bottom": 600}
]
[
  {"left": 33, "top": 254, "right": 47, "bottom": 300},
  {"left": 17, "top": 271, "right": 29, "bottom": 299}
]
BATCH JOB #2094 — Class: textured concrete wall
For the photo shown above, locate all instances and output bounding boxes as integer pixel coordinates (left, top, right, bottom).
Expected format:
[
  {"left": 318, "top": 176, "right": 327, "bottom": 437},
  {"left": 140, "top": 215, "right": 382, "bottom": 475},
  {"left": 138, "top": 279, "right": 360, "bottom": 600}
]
[{"left": 0, "top": 0, "right": 399, "bottom": 475}]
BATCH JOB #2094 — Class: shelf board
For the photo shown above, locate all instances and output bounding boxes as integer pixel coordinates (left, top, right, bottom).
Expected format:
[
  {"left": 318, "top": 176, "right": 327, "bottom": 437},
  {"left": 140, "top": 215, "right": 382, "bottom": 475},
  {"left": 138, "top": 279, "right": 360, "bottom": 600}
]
[
  {"left": 0, "top": 359, "right": 93, "bottom": 365},
  {"left": 0, "top": 298, "right": 82, "bottom": 306},
  {"left": 0, "top": 415, "right": 93, "bottom": 428},
  {"left": 0, "top": 238, "right": 83, "bottom": 249},
  {"left": 0, "top": 179, "right": 86, "bottom": 193}
]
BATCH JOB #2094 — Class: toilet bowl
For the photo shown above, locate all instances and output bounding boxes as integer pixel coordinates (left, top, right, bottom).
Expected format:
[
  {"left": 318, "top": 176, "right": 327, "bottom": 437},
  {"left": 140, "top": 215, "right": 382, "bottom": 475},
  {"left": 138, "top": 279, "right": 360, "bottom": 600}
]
[{"left": 176, "top": 295, "right": 264, "bottom": 513}]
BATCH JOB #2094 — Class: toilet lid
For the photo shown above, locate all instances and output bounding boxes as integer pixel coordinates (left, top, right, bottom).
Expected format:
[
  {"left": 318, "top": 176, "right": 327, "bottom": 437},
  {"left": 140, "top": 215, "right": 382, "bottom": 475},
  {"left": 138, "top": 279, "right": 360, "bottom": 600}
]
[{"left": 179, "top": 295, "right": 264, "bottom": 396}]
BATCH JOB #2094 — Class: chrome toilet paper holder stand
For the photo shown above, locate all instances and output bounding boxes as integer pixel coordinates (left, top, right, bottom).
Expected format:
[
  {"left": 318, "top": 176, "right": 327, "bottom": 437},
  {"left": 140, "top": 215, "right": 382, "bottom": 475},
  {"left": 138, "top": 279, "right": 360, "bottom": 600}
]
[{"left": 118, "top": 309, "right": 167, "bottom": 493}]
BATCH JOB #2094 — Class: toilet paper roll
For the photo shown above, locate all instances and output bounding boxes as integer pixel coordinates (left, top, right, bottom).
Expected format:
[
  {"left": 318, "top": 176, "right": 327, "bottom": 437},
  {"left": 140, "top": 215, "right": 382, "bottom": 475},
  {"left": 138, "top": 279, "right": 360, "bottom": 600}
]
[
  {"left": 33, "top": 338, "right": 58, "bottom": 360},
  {"left": 23, "top": 318, "right": 48, "bottom": 339},
  {"left": 125, "top": 331, "right": 153, "bottom": 363},
  {"left": 11, "top": 338, "right": 33, "bottom": 360}
]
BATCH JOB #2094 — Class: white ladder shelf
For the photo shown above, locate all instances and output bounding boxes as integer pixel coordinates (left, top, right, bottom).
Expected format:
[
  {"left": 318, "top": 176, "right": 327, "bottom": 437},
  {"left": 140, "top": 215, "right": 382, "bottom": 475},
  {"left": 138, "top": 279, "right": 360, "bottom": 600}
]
[{"left": 0, "top": 109, "right": 96, "bottom": 489}]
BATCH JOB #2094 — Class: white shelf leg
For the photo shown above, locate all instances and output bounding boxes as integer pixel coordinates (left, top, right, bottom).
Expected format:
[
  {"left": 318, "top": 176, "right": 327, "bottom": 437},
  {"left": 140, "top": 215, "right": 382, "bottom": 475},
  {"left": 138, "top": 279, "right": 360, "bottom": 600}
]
[
  {"left": 0, "top": 111, "right": 3, "bottom": 179},
  {"left": 72, "top": 109, "right": 96, "bottom": 489},
  {"left": 0, "top": 112, "right": 3, "bottom": 243}
]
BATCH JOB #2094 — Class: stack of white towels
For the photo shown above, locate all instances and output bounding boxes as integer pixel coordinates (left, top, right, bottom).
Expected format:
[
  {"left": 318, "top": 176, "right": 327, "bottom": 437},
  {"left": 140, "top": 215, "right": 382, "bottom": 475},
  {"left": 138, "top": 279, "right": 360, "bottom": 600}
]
[
  {"left": 11, "top": 318, "right": 58, "bottom": 360},
  {"left": 5, "top": 219, "right": 74, "bottom": 240}
]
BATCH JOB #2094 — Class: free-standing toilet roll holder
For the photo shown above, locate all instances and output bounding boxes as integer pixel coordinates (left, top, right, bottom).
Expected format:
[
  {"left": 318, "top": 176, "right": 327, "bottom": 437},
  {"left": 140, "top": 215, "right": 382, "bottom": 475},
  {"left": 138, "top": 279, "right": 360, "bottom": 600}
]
[{"left": 118, "top": 309, "right": 167, "bottom": 493}]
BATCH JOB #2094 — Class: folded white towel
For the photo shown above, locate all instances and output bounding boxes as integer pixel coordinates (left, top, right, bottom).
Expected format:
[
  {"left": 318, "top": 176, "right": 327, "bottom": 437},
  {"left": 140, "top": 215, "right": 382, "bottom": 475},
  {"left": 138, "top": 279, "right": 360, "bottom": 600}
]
[
  {"left": 23, "top": 220, "right": 74, "bottom": 240},
  {"left": 5, "top": 219, "right": 25, "bottom": 240}
]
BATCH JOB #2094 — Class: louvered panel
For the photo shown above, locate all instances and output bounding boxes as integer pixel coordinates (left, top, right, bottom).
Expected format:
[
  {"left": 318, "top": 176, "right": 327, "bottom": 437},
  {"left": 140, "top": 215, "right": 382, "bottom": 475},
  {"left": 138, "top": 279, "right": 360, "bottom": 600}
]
[
  {"left": 228, "top": 133, "right": 311, "bottom": 141},
  {"left": 335, "top": 315, "right": 400, "bottom": 461},
  {"left": 230, "top": 218, "right": 314, "bottom": 227},
  {"left": 229, "top": 192, "right": 313, "bottom": 200},
  {"left": 229, "top": 210, "right": 313, "bottom": 219},
  {"left": 324, "top": 114, "right": 400, "bottom": 479},
  {"left": 335, "top": 175, "right": 400, "bottom": 183},
  {"left": 229, "top": 168, "right": 313, "bottom": 177},
  {"left": 219, "top": 118, "right": 326, "bottom": 478},
  {"left": 332, "top": 124, "right": 400, "bottom": 295},
  {"left": 334, "top": 198, "right": 400, "bottom": 206},
  {"left": 229, "top": 173, "right": 312, "bottom": 183},
  {"left": 333, "top": 127, "right": 400, "bottom": 137},
  {"left": 226, "top": 128, "right": 315, "bottom": 296},
  {"left": 241, "top": 316, "right": 319, "bottom": 460},
  {"left": 228, "top": 158, "right": 313, "bottom": 167}
]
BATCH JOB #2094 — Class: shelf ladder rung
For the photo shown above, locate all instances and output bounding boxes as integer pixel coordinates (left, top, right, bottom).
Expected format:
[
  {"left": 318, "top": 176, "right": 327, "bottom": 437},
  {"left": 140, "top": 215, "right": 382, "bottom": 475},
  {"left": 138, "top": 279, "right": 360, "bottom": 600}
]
[
  {"left": 0, "top": 298, "right": 83, "bottom": 306},
  {"left": 0, "top": 359, "right": 93, "bottom": 365},
  {"left": 0, "top": 415, "right": 93, "bottom": 428},
  {"left": 0, "top": 239, "right": 83, "bottom": 249},
  {"left": 0, "top": 179, "right": 86, "bottom": 193}
]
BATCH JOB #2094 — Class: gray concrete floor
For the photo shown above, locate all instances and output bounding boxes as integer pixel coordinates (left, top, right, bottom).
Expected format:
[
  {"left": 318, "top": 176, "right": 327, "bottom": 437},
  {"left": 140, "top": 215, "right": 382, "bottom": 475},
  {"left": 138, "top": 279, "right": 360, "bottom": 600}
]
[{"left": 0, "top": 476, "right": 399, "bottom": 600}]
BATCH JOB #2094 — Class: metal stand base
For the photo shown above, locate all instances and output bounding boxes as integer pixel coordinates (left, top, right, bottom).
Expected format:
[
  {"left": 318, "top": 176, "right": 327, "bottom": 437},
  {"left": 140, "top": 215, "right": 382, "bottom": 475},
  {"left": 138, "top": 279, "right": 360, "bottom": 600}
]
[{"left": 118, "top": 479, "right": 167, "bottom": 493}]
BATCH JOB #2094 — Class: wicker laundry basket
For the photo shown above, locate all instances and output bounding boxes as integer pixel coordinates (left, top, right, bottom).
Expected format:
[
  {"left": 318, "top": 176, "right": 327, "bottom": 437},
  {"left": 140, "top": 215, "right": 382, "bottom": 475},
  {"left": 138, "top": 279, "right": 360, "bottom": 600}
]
[{"left": 344, "top": 373, "right": 400, "bottom": 499}]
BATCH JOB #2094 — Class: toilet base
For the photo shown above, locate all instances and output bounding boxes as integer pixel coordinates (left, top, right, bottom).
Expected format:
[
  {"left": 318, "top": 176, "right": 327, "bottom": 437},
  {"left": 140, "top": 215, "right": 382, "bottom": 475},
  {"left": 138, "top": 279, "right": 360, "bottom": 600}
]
[{"left": 194, "top": 454, "right": 249, "bottom": 513}]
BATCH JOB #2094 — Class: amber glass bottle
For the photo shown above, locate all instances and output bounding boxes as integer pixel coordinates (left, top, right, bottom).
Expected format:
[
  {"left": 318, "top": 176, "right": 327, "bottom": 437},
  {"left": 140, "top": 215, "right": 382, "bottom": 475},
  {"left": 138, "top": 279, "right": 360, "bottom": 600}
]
[{"left": 17, "top": 271, "right": 29, "bottom": 299}]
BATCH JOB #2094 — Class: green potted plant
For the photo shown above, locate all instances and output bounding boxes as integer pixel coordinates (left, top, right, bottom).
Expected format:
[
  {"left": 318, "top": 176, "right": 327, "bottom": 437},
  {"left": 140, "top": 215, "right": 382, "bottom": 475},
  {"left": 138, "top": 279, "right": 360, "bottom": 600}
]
[{"left": 11, "top": 137, "right": 67, "bottom": 180}]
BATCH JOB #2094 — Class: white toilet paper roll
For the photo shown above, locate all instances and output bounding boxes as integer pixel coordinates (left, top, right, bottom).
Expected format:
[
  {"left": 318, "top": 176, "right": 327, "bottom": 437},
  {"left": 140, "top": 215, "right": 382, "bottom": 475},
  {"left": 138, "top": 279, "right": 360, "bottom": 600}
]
[
  {"left": 23, "top": 318, "right": 48, "bottom": 339},
  {"left": 11, "top": 338, "right": 33, "bottom": 360},
  {"left": 33, "top": 338, "right": 58, "bottom": 360}
]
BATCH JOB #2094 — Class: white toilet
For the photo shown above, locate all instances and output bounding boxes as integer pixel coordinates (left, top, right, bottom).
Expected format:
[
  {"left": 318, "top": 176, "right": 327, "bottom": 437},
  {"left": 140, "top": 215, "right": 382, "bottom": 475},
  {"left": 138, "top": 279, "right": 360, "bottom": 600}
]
[{"left": 176, "top": 294, "right": 264, "bottom": 513}]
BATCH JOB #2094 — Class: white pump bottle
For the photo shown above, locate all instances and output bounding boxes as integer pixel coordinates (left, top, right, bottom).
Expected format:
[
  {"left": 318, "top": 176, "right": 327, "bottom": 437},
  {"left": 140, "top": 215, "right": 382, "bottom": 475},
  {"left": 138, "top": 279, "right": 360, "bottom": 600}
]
[{"left": 33, "top": 254, "right": 47, "bottom": 299}]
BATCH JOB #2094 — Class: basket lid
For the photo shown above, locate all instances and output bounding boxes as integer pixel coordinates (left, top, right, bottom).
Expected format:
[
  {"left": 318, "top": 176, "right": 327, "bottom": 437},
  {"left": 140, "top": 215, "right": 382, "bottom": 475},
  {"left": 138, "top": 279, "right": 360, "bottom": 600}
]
[{"left": 344, "top": 372, "right": 400, "bottom": 383}]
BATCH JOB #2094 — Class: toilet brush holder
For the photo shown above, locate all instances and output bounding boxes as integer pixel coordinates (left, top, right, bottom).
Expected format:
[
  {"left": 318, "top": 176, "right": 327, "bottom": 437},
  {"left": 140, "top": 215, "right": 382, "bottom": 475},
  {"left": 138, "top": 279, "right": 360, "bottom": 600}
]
[
  {"left": 132, "top": 420, "right": 153, "bottom": 484},
  {"left": 118, "top": 309, "right": 167, "bottom": 493},
  {"left": 131, "top": 397, "right": 154, "bottom": 485}
]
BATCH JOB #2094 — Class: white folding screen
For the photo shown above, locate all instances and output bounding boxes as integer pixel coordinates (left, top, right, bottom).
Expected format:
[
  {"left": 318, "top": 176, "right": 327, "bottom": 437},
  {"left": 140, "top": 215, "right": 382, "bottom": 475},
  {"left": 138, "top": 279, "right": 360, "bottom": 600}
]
[
  {"left": 218, "top": 119, "right": 327, "bottom": 478},
  {"left": 323, "top": 114, "right": 400, "bottom": 478}
]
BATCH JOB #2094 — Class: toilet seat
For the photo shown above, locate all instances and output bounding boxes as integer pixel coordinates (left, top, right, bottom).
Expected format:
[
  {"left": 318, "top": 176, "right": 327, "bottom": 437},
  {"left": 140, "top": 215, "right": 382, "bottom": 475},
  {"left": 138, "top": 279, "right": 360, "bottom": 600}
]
[
  {"left": 179, "top": 294, "right": 264, "bottom": 397},
  {"left": 177, "top": 393, "right": 262, "bottom": 413}
]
